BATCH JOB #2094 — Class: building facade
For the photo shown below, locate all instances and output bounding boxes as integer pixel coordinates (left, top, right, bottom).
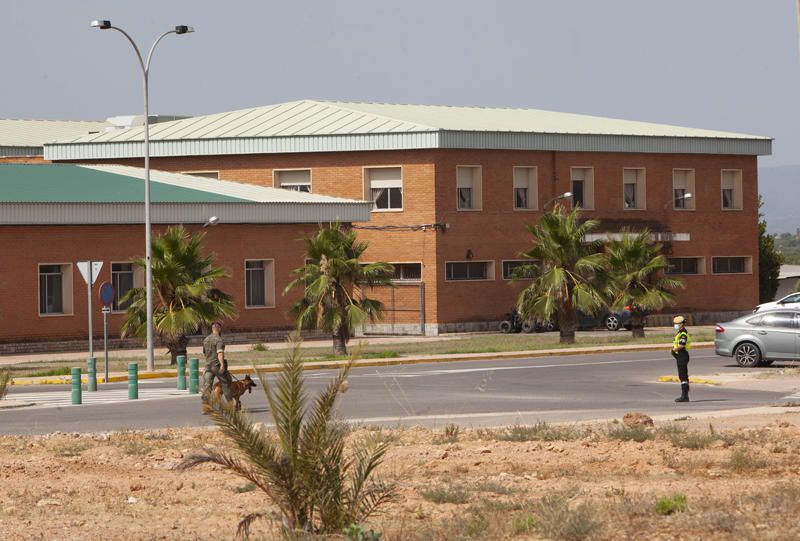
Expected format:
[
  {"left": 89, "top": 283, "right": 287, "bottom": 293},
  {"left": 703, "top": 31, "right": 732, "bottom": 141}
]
[{"left": 45, "top": 101, "right": 772, "bottom": 333}]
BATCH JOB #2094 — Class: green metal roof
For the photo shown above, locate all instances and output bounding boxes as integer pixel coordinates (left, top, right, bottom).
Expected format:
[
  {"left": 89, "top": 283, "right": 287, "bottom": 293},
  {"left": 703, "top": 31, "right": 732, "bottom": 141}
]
[{"left": 0, "top": 163, "right": 246, "bottom": 203}]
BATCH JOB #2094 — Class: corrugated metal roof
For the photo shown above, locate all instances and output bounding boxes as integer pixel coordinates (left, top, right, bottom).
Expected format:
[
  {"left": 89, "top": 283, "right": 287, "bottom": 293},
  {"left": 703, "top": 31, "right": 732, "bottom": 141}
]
[
  {"left": 0, "top": 163, "right": 371, "bottom": 224},
  {"left": 43, "top": 100, "right": 772, "bottom": 159},
  {"left": 0, "top": 119, "right": 108, "bottom": 147}
]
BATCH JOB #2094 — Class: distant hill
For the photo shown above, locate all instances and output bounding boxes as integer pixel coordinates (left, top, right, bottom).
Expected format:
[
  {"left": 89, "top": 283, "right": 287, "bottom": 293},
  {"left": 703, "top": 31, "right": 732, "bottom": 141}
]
[{"left": 759, "top": 165, "right": 800, "bottom": 234}]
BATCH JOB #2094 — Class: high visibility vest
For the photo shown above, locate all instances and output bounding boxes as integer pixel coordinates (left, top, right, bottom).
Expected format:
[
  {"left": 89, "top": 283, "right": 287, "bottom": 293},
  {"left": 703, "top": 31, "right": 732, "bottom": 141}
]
[{"left": 673, "top": 330, "right": 691, "bottom": 351}]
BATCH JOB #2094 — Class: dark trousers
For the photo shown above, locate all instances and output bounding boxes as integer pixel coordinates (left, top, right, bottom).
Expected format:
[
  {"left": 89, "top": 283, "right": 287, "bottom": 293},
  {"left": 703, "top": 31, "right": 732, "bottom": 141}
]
[
  {"left": 674, "top": 351, "right": 690, "bottom": 384},
  {"left": 202, "top": 360, "right": 233, "bottom": 400}
]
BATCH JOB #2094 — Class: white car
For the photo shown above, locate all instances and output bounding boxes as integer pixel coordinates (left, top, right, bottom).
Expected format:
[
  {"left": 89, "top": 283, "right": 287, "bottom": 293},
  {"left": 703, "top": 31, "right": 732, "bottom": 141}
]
[{"left": 754, "top": 292, "right": 800, "bottom": 313}]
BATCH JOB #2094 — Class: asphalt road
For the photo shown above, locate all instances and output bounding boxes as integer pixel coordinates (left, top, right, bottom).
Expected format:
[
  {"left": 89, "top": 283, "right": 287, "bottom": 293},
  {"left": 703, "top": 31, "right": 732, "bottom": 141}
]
[{"left": 1, "top": 350, "right": 792, "bottom": 435}]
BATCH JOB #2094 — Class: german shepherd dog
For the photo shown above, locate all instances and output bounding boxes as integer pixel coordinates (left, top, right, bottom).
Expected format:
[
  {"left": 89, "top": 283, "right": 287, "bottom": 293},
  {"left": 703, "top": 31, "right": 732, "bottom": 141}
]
[{"left": 213, "top": 374, "right": 257, "bottom": 410}]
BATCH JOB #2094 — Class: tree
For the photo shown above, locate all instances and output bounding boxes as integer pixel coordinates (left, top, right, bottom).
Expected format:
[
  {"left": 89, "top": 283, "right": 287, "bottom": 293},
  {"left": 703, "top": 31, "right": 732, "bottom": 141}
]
[
  {"left": 514, "top": 206, "right": 610, "bottom": 344},
  {"left": 284, "top": 223, "right": 394, "bottom": 355},
  {"left": 121, "top": 225, "right": 237, "bottom": 365},
  {"left": 604, "top": 230, "right": 684, "bottom": 338},
  {"left": 178, "top": 336, "right": 396, "bottom": 537},
  {"left": 758, "top": 196, "right": 784, "bottom": 302}
]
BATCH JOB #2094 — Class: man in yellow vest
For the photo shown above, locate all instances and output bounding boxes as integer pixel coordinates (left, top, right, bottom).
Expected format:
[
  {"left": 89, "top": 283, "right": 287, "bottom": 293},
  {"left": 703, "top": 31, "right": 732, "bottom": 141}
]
[{"left": 671, "top": 315, "right": 691, "bottom": 402}]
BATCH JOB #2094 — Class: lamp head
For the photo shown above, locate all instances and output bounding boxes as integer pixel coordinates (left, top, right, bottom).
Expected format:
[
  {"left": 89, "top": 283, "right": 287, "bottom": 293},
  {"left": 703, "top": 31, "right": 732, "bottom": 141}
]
[
  {"left": 175, "top": 25, "right": 194, "bottom": 35},
  {"left": 562, "top": 191, "right": 572, "bottom": 198},
  {"left": 683, "top": 192, "right": 693, "bottom": 199},
  {"left": 90, "top": 20, "right": 112, "bottom": 29},
  {"left": 203, "top": 216, "right": 219, "bottom": 228}
]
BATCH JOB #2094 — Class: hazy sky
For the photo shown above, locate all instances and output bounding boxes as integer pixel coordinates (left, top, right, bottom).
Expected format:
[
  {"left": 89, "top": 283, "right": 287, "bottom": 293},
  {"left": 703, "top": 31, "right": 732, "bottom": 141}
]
[{"left": 2, "top": 1, "right": 798, "bottom": 166}]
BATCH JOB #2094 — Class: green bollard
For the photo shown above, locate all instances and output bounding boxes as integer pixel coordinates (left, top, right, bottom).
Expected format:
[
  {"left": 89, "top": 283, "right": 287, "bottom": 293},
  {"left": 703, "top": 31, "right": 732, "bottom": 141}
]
[
  {"left": 177, "top": 355, "right": 186, "bottom": 391},
  {"left": 189, "top": 358, "right": 199, "bottom": 395},
  {"left": 71, "top": 367, "right": 82, "bottom": 405},
  {"left": 87, "top": 357, "right": 97, "bottom": 392},
  {"left": 128, "top": 363, "right": 138, "bottom": 400}
]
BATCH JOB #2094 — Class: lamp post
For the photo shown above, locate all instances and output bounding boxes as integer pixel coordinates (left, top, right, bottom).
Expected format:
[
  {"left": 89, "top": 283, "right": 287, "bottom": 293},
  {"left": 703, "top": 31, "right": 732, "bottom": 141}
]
[
  {"left": 91, "top": 20, "right": 194, "bottom": 371},
  {"left": 544, "top": 191, "right": 572, "bottom": 210},
  {"left": 665, "top": 192, "right": 693, "bottom": 209}
]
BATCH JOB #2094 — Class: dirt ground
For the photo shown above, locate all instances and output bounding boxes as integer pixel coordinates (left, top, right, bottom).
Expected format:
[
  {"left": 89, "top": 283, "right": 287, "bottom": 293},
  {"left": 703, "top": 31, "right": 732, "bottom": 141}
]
[{"left": 1, "top": 408, "right": 800, "bottom": 541}]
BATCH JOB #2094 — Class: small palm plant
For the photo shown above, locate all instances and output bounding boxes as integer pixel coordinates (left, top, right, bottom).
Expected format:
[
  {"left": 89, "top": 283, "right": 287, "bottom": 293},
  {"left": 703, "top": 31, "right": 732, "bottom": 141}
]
[
  {"left": 605, "top": 230, "right": 684, "bottom": 338},
  {"left": 0, "top": 368, "right": 11, "bottom": 400},
  {"left": 285, "top": 222, "right": 394, "bottom": 355},
  {"left": 177, "top": 336, "right": 396, "bottom": 538},
  {"left": 121, "top": 225, "right": 237, "bottom": 365}
]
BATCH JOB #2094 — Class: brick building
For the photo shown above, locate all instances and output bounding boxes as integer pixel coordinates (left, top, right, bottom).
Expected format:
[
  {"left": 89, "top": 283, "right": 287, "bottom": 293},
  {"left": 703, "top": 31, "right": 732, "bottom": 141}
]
[
  {"left": 44, "top": 101, "right": 773, "bottom": 334},
  {"left": 0, "top": 163, "right": 369, "bottom": 344}
]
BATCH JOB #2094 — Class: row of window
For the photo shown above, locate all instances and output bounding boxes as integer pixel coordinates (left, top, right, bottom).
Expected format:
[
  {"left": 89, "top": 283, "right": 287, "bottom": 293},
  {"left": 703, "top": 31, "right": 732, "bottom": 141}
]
[
  {"left": 187, "top": 166, "right": 745, "bottom": 213},
  {"left": 37, "top": 261, "right": 276, "bottom": 316}
]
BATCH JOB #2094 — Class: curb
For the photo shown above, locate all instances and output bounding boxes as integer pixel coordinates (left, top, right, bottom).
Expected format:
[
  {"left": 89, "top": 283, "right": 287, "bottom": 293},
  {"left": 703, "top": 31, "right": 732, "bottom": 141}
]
[
  {"left": 10, "top": 341, "right": 715, "bottom": 386},
  {"left": 657, "top": 375, "right": 720, "bottom": 385}
]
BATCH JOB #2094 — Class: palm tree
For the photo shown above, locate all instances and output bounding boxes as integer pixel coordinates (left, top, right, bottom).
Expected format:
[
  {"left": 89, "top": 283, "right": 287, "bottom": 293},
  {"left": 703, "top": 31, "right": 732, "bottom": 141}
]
[
  {"left": 284, "top": 223, "right": 394, "bottom": 355},
  {"left": 605, "top": 229, "right": 684, "bottom": 338},
  {"left": 178, "top": 336, "right": 396, "bottom": 537},
  {"left": 121, "top": 225, "right": 237, "bottom": 365},
  {"left": 514, "top": 206, "right": 610, "bottom": 344}
]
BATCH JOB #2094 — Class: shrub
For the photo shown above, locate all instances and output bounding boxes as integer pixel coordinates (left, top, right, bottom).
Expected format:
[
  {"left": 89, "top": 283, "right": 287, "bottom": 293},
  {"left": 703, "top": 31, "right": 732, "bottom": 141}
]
[
  {"left": 494, "top": 421, "right": 581, "bottom": 442},
  {"left": 0, "top": 368, "right": 11, "bottom": 400},
  {"left": 534, "top": 490, "right": 599, "bottom": 540},
  {"left": 605, "top": 424, "right": 653, "bottom": 442},
  {"left": 250, "top": 342, "right": 267, "bottom": 352},
  {"left": 343, "top": 524, "right": 383, "bottom": 541},
  {"left": 727, "top": 448, "right": 769, "bottom": 472},
  {"left": 421, "top": 484, "right": 471, "bottom": 504},
  {"left": 178, "top": 335, "right": 397, "bottom": 537},
  {"left": 655, "top": 493, "right": 688, "bottom": 515},
  {"left": 432, "top": 423, "right": 460, "bottom": 444}
]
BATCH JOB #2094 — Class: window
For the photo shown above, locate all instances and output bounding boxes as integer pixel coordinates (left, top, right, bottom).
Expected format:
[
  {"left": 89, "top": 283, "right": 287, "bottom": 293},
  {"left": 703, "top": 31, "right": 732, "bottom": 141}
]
[
  {"left": 513, "top": 167, "right": 538, "bottom": 210},
  {"left": 445, "top": 261, "right": 494, "bottom": 281},
  {"left": 457, "top": 166, "right": 482, "bottom": 210},
  {"left": 721, "top": 170, "right": 743, "bottom": 210},
  {"left": 366, "top": 167, "right": 402, "bottom": 210},
  {"left": 111, "top": 263, "right": 134, "bottom": 311},
  {"left": 672, "top": 169, "right": 696, "bottom": 209},
  {"left": 502, "top": 260, "right": 536, "bottom": 280},
  {"left": 391, "top": 263, "right": 422, "bottom": 281},
  {"left": 667, "top": 257, "right": 704, "bottom": 275},
  {"left": 761, "top": 312, "right": 797, "bottom": 330},
  {"left": 182, "top": 171, "right": 219, "bottom": 180},
  {"left": 275, "top": 169, "right": 312, "bottom": 193},
  {"left": 245, "top": 260, "right": 275, "bottom": 308},
  {"left": 38, "top": 263, "right": 73, "bottom": 316},
  {"left": 570, "top": 167, "right": 594, "bottom": 209},
  {"left": 623, "top": 168, "right": 646, "bottom": 210},
  {"left": 712, "top": 256, "right": 750, "bottom": 274}
]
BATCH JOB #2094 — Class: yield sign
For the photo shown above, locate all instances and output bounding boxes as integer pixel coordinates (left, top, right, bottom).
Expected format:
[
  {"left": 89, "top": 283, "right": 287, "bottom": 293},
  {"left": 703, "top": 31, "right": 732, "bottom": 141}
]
[{"left": 77, "top": 261, "right": 104, "bottom": 286}]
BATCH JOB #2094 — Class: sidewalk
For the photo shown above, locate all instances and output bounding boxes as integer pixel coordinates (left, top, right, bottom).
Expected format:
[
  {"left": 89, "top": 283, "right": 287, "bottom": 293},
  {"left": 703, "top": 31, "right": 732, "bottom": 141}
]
[{"left": 9, "top": 340, "right": 715, "bottom": 386}]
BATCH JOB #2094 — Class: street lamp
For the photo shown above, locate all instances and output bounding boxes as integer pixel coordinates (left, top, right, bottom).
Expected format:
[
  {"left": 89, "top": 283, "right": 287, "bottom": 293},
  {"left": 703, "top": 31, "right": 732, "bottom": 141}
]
[
  {"left": 91, "top": 20, "right": 194, "bottom": 371},
  {"left": 544, "top": 191, "right": 572, "bottom": 210},
  {"left": 203, "top": 216, "right": 219, "bottom": 228},
  {"left": 665, "top": 192, "right": 693, "bottom": 209}
]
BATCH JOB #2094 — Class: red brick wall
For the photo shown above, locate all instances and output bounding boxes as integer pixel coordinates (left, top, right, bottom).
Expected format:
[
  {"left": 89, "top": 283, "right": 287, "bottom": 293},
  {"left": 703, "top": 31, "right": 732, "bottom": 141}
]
[
  {"left": 1, "top": 156, "right": 46, "bottom": 163},
  {"left": 64, "top": 147, "right": 760, "bottom": 327},
  {"left": 0, "top": 223, "right": 319, "bottom": 343}
]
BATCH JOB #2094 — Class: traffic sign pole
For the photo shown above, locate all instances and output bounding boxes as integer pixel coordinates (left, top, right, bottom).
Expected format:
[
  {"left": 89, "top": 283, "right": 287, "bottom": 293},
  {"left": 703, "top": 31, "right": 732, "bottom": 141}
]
[
  {"left": 98, "top": 282, "right": 115, "bottom": 386},
  {"left": 87, "top": 262, "right": 93, "bottom": 359}
]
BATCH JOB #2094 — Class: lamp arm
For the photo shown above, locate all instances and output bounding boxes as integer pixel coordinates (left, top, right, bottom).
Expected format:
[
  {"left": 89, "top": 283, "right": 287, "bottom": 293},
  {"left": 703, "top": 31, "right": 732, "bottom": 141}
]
[
  {"left": 108, "top": 26, "right": 146, "bottom": 77},
  {"left": 144, "top": 30, "right": 178, "bottom": 75}
]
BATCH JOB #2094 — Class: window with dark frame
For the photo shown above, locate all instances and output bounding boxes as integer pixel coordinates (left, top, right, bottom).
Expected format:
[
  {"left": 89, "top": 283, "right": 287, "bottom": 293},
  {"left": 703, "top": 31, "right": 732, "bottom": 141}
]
[
  {"left": 111, "top": 263, "right": 134, "bottom": 311},
  {"left": 712, "top": 257, "right": 746, "bottom": 274},
  {"left": 446, "top": 261, "right": 490, "bottom": 281},
  {"left": 391, "top": 263, "right": 422, "bottom": 281},
  {"left": 368, "top": 167, "right": 403, "bottom": 210},
  {"left": 667, "top": 257, "right": 700, "bottom": 275},
  {"left": 276, "top": 170, "right": 312, "bottom": 193},
  {"left": 502, "top": 260, "right": 535, "bottom": 280},
  {"left": 39, "top": 264, "right": 64, "bottom": 314}
]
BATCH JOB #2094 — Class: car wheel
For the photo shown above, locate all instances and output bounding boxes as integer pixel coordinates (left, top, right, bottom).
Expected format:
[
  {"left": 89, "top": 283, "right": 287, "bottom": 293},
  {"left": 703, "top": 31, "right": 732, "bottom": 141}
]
[
  {"left": 544, "top": 319, "right": 557, "bottom": 332},
  {"left": 733, "top": 342, "right": 762, "bottom": 368},
  {"left": 521, "top": 321, "right": 536, "bottom": 333},
  {"left": 498, "top": 321, "right": 512, "bottom": 334},
  {"left": 604, "top": 314, "right": 621, "bottom": 331}
]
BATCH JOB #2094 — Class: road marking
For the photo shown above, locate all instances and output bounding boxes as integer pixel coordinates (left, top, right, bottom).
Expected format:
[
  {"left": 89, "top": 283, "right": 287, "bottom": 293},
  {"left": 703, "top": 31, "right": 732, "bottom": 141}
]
[{"left": 6, "top": 388, "right": 194, "bottom": 410}]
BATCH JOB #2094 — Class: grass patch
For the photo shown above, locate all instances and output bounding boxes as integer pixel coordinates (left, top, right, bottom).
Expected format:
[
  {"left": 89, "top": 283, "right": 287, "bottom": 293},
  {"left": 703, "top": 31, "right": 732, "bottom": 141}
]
[
  {"left": 233, "top": 482, "right": 257, "bottom": 494},
  {"left": 474, "top": 480, "right": 516, "bottom": 495},
  {"left": 317, "top": 351, "right": 400, "bottom": 361},
  {"left": 112, "top": 430, "right": 153, "bottom": 456},
  {"left": 658, "top": 424, "right": 718, "bottom": 449},
  {"left": 605, "top": 424, "right": 654, "bottom": 442},
  {"left": 655, "top": 493, "right": 688, "bottom": 515},
  {"left": 432, "top": 423, "right": 460, "bottom": 445},
  {"left": 420, "top": 484, "right": 471, "bottom": 504},
  {"left": 250, "top": 342, "right": 267, "bottom": 352},
  {"left": 481, "top": 421, "right": 581, "bottom": 442},
  {"left": 52, "top": 441, "right": 92, "bottom": 457},
  {"left": 727, "top": 448, "right": 770, "bottom": 472},
  {"left": 533, "top": 489, "right": 600, "bottom": 541},
  {"left": 26, "top": 367, "right": 72, "bottom": 378}
]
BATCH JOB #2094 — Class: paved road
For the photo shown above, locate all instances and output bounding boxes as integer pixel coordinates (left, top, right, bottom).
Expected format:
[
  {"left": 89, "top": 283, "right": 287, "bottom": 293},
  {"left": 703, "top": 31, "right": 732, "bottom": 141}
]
[{"left": 2, "top": 350, "right": 795, "bottom": 435}]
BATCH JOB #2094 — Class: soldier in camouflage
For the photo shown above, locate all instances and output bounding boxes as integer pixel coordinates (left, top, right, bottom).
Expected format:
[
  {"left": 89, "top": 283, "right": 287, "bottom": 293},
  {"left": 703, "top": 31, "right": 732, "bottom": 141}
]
[{"left": 202, "top": 321, "right": 232, "bottom": 402}]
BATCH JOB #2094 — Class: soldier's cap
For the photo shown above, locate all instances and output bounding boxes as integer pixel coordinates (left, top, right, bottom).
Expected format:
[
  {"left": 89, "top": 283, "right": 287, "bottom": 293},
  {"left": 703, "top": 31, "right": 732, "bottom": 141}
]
[
  {"left": 211, "top": 321, "right": 223, "bottom": 328},
  {"left": 673, "top": 315, "right": 685, "bottom": 325}
]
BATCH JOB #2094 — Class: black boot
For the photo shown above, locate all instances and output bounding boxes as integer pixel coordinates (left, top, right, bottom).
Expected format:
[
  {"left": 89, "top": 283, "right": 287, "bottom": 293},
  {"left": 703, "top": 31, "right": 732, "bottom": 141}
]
[{"left": 674, "top": 382, "right": 690, "bottom": 403}]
